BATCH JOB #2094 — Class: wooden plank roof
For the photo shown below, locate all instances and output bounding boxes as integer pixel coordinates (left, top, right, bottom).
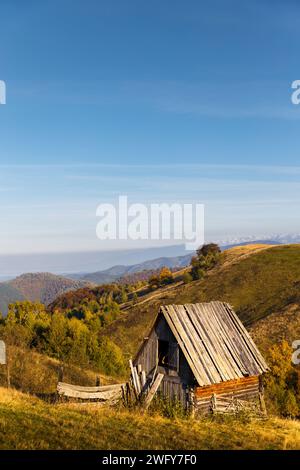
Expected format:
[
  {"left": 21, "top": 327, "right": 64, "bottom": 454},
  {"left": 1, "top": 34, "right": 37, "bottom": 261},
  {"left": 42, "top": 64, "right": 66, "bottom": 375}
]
[{"left": 160, "top": 301, "right": 268, "bottom": 387}]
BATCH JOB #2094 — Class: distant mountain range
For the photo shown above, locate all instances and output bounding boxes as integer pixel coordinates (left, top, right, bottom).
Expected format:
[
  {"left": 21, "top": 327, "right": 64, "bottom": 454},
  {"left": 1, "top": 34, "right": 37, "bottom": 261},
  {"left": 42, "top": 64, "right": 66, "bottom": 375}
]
[
  {"left": 70, "top": 253, "right": 193, "bottom": 284},
  {"left": 0, "top": 239, "right": 284, "bottom": 315},
  {"left": 0, "top": 244, "right": 194, "bottom": 279},
  {"left": 1, "top": 234, "right": 296, "bottom": 279},
  {"left": 68, "top": 239, "right": 281, "bottom": 284},
  {"left": 0, "top": 273, "right": 87, "bottom": 316}
]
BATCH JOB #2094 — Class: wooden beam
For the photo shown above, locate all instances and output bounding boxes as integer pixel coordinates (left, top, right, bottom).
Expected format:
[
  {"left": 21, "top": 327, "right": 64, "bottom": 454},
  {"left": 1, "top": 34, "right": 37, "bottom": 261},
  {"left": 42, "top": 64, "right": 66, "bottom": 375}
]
[
  {"left": 57, "top": 384, "right": 122, "bottom": 400},
  {"left": 143, "top": 373, "right": 164, "bottom": 410},
  {"left": 129, "top": 359, "right": 137, "bottom": 392},
  {"left": 141, "top": 370, "right": 146, "bottom": 388},
  {"left": 211, "top": 393, "right": 217, "bottom": 413},
  {"left": 259, "top": 392, "right": 267, "bottom": 416},
  {"left": 135, "top": 367, "right": 142, "bottom": 395},
  {"left": 129, "top": 360, "right": 141, "bottom": 396},
  {"left": 57, "top": 382, "right": 124, "bottom": 392}
]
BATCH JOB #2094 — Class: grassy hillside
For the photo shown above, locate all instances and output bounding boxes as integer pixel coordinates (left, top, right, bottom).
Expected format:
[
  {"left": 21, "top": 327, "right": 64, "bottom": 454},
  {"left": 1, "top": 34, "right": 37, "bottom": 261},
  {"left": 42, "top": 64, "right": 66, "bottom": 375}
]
[
  {"left": 0, "top": 387, "right": 299, "bottom": 450},
  {"left": 250, "top": 303, "right": 300, "bottom": 356},
  {"left": 102, "top": 244, "right": 300, "bottom": 357},
  {"left": 0, "top": 346, "right": 117, "bottom": 395}
]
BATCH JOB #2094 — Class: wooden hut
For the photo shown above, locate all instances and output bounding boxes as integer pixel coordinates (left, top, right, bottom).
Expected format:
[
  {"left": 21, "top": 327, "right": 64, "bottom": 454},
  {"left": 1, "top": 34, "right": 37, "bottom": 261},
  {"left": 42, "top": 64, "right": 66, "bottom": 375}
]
[{"left": 133, "top": 301, "right": 268, "bottom": 414}]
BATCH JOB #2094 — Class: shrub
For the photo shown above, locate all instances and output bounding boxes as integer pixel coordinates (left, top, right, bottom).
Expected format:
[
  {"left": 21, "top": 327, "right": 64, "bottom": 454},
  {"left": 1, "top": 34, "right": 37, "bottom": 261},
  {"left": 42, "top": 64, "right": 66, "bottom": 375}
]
[
  {"left": 190, "top": 243, "right": 221, "bottom": 280},
  {"left": 182, "top": 273, "right": 193, "bottom": 284},
  {"left": 149, "top": 393, "right": 187, "bottom": 419},
  {"left": 159, "top": 267, "right": 174, "bottom": 285},
  {"left": 149, "top": 268, "right": 174, "bottom": 289}
]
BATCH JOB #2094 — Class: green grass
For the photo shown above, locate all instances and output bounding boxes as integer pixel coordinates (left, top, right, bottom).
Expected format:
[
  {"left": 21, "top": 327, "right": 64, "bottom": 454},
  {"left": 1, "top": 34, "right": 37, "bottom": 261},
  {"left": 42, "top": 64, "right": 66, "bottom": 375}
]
[
  {"left": 102, "top": 245, "right": 300, "bottom": 357},
  {"left": 0, "top": 387, "right": 300, "bottom": 450}
]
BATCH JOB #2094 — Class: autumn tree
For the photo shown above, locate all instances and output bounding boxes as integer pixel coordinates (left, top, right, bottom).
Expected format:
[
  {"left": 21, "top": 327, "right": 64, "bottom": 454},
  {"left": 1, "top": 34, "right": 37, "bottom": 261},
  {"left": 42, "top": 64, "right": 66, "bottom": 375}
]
[
  {"left": 159, "top": 267, "right": 174, "bottom": 285},
  {"left": 5, "top": 301, "right": 50, "bottom": 348},
  {"left": 265, "top": 341, "right": 299, "bottom": 417}
]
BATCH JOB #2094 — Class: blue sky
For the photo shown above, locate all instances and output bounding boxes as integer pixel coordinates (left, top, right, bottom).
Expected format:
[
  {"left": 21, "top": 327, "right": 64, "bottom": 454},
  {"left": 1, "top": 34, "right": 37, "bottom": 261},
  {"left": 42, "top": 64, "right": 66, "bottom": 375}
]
[{"left": 0, "top": 0, "right": 300, "bottom": 260}]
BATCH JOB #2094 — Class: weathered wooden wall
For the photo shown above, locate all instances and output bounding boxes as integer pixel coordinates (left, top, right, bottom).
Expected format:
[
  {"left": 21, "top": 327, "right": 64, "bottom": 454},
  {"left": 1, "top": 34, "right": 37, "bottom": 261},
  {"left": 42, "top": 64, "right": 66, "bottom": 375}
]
[
  {"left": 194, "top": 376, "right": 260, "bottom": 414},
  {"left": 134, "top": 315, "right": 194, "bottom": 405},
  {"left": 134, "top": 326, "right": 158, "bottom": 376}
]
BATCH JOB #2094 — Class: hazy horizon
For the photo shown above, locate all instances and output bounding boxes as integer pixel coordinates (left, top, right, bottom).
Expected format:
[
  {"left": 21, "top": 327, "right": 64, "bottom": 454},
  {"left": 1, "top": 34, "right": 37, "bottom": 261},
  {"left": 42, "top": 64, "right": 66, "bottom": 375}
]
[{"left": 0, "top": 233, "right": 297, "bottom": 279}]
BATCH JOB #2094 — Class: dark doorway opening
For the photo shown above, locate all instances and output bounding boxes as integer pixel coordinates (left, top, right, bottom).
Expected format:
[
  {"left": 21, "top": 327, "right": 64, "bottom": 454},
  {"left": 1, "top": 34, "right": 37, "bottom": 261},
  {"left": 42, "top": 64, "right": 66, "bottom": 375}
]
[{"left": 158, "top": 339, "right": 169, "bottom": 367}]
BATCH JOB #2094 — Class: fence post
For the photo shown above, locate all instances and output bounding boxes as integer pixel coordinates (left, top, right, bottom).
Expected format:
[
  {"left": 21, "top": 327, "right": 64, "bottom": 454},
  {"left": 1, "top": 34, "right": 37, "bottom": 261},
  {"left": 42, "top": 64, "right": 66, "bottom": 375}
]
[
  {"left": 58, "top": 364, "right": 64, "bottom": 382},
  {"left": 188, "top": 387, "right": 195, "bottom": 417},
  {"left": 259, "top": 375, "right": 267, "bottom": 416},
  {"left": 6, "top": 361, "right": 10, "bottom": 388}
]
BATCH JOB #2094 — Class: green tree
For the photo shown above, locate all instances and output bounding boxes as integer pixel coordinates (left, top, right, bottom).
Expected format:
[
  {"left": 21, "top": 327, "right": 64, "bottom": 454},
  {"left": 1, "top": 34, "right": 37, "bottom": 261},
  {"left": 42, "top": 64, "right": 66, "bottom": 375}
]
[
  {"left": 95, "top": 336, "right": 126, "bottom": 376},
  {"left": 66, "top": 317, "right": 89, "bottom": 364},
  {"left": 100, "top": 301, "right": 120, "bottom": 326},
  {"left": 190, "top": 243, "right": 221, "bottom": 280},
  {"left": 46, "top": 312, "right": 69, "bottom": 360},
  {"left": 5, "top": 301, "right": 50, "bottom": 348}
]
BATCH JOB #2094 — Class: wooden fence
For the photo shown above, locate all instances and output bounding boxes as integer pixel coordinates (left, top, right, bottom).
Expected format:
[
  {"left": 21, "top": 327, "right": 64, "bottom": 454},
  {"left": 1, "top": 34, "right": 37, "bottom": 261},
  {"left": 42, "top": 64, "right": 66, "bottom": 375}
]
[{"left": 57, "top": 382, "right": 124, "bottom": 402}]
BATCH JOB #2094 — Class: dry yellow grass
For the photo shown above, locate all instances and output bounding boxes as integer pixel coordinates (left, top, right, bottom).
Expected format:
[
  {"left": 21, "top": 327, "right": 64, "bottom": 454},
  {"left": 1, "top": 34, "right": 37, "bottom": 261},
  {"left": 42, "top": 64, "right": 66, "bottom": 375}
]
[
  {"left": 0, "top": 346, "right": 118, "bottom": 395},
  {"left": 221, "top": 243, "right": 277, "bottom": 268},
  {"left": 1, "top": 387, "right": 300, "bottom": 450},
  {"left": 250, "top": 303, "right": 300, "bottom": 355}
]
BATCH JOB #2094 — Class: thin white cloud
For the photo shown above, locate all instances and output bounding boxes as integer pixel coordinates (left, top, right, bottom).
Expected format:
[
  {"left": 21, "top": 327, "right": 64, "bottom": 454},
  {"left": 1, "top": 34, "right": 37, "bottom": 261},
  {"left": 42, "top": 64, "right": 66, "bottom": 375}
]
[{"left": 1, "top": 163, "right": 300, "bottom": 174}]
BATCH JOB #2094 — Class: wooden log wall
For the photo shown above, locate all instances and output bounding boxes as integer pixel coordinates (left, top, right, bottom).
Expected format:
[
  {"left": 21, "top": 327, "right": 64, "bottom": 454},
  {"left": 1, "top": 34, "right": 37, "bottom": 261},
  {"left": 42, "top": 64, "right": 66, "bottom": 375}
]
[
  {"left": 159, "top": 377, "right": 188, "bottom": 406},
  {"left": 194, "top": 375, "right": 260, "bottom": 415}
]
